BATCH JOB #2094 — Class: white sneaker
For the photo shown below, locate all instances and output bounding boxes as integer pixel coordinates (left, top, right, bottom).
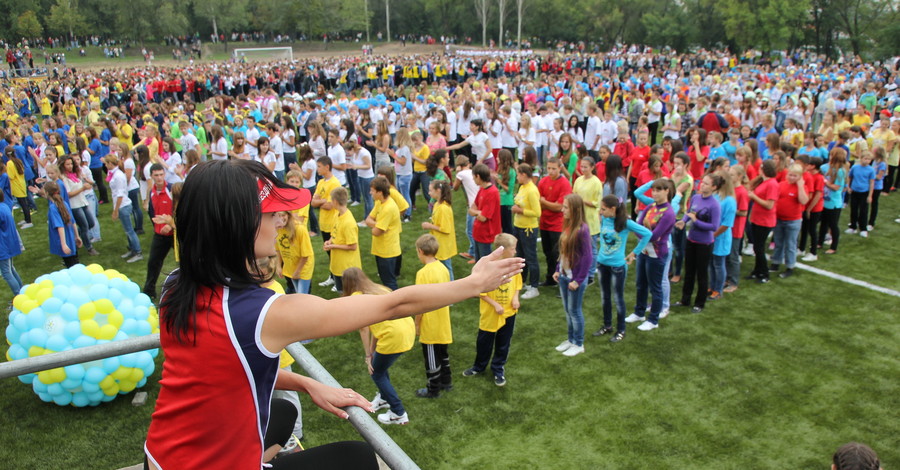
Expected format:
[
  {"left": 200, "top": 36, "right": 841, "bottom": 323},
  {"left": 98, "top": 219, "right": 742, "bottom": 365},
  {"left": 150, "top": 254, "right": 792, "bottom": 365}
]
[
  {"left": 19, "top": 223, "right": 33, "bottom": 229},
  {"left": 521, "top": 286, "right": 540, "bottom": 299},
  {"left": 318, "top": 277, "right": 335, "bottom": 287},
  {"left": 377, "top": 410, "right": 409, "bottom": 425},
  {"left": 866, "top": 225, "right": 874, "bottom": 231},
  {"left": 127, "top": 253, "right": 144, "bottom": 263},
  {"left": 351, "top": 201, "right": 361, "bottom": 207},
  {"left": 742, "top": 244, "right": 754, "bottom": 256},
  {"left": 624, "top": 313, "right": 645, "bottom": 323},
  {"left": 797, "top": 250, "right": 807, "bottom": 257},
  {"left": 801, "top": 253, "right": 818, "bottom": 262},
  {"left": 331, "top": 285, "right": 339, "bottom": 292},
  {"left": 659, "top": 309, "right": 669, "bottom": 319},
  {"left": 121, "top": 251, "right": 134, "bottom": 259},
  {"left": 370, "top": 393, "right": 390, "bottom": 411},
  {"left": 860, "top": 231, "right": 868, "bottom": 238},
  {"left": 357, "top": 221, "right": 367, "bottom": 228},
  {"left": 844, "top": 228, "right": 857, "bottom": 234},
  {"left": 562, "top": 345, "right": 584, "bottom": 356},
  {"left": 637, "top": 321, "right": 658, "bottom": 331},
  {"left": 555, "top": 340, "right": 573, "bottom": 352}
]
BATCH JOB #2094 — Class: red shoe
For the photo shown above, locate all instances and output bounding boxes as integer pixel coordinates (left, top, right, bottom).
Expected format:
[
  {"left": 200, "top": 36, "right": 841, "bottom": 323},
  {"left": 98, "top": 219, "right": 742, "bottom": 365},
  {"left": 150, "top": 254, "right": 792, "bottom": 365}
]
[{"left": 459, "top": 252, "right": 474, "bottom": 260}]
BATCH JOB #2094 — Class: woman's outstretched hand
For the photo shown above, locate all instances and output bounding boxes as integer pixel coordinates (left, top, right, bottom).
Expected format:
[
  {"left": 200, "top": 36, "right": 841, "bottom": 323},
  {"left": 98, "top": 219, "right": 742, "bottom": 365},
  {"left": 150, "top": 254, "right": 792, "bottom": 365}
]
[{"left": 469, "top": 247, "right": 524, "bottom": 294}]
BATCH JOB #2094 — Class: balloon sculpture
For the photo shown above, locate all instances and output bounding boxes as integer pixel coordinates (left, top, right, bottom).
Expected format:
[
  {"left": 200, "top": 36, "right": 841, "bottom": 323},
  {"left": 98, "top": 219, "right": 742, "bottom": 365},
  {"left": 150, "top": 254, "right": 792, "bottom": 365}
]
[{"left": 5, "top": 264, "right": 160, "bottom": 407}]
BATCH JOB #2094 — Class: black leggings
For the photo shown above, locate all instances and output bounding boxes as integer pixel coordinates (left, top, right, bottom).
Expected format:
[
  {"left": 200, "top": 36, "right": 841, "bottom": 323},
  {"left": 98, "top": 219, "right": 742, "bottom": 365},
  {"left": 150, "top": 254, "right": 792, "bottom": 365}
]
[
  {"left": 144, "top": 399, "right": 378, "bottom": 470},
  {"left": 681, "top": 240, "right": 712, "bottom": 308},
  {"left": 751, "top": 224, "right": 773, "bottom": 279},
  {"left": 818, "top": 208, "right": 841, "bottom": 252},
  {"left": 799, "top": 211, "right": 821, "bottom": 255},
  {"left": 848, "top": 191, "right": 869, "bottom": 230},
  {"left": 868, "top": 189, "right": 881, "bottom": 227}
]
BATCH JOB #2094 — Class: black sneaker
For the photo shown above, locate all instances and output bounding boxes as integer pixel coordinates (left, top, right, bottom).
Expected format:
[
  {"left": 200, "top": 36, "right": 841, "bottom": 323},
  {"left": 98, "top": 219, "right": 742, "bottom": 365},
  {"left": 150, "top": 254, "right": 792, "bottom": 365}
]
[
  {"left": 610, "top": 331, "right": 625, "bottom": 343},
  {"left": 778, "top": 269, "right": 794, "bottom": 279},
  {"left": 758, "top": 277, "right": 770, "bottom": 284},
  {"left": 415, "top": 388, "right": 440, "bottom": 398},
  {"left": 746, "top": 273, "right": 759, "bottom": 280},
  {"left": 494, "top": 375, "right": 507, "bottom": 387},
  {"left": 440, "top": 384, "right": 454, "bottom": 392},
  {"left": 592, "top": 326, "right": 614, "bottom": 337},
  {"left": 691, "top": 306, "right": 703, "bottom": 314},
  {"left": 768, "top": 263, "right": 780, "bottom": 272},
  {"left": 462, "top": 368, "right": 481, "bottom": 377}
]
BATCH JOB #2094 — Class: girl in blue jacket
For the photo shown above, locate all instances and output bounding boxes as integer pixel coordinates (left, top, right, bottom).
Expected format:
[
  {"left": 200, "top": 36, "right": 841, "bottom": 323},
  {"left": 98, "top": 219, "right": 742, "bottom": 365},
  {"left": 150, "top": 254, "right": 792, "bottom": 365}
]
[{"left": 0, "top": 193, "right": 23, "bottom": 295}]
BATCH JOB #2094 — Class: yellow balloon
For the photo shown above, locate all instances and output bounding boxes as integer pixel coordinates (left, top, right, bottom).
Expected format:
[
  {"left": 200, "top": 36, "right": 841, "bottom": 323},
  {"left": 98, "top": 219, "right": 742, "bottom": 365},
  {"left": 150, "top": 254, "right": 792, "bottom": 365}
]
[
  {"left": 98, "top": 324, "right": 118, "bottom": 341},
  {"left": 111, "top": 367, "right": 130, "bottom": 380},
  {"left": 78, "top": 303, "right": 97, "bottom": 321},
  {"left": 86, "top": 264, "right": 104, "bottom": 274},
  {"left": 81, "top": 320, "right": 100, "bottom": 339},
  {"left": 102, "top": 384, "right": 120, "bottom": 396},
  {"left": 94, "top": 299, "right": 115, "bottom": 314},
  {"left": 28, "top": 346, "right": 45, "bottom": 357},
  {"left": 107, "top": 311, "right": 124, "bottom": 328},
  {"left": 103, "top": 269, "right": 119, "bottom": 279},
  {"left": 35, "top": 288, "right": 52, "bottom": 305},
  {"left": 47, "top": 367, "right": 66, "bottom": 383},
  {"left": 148, "top": 314, "right": 159, "bottom": 330},
  {"left": 129, "top": 368, "right": 144, "bottom": 382},
  {"left": 19, "top": 299, "right": 37, "bottom": 313},
  {"left": 119, "top": 381, "right": 136, "bottom": 393},
  {"left": 99, "top": 376, "right": 115, "bottom": 389},
  {"left": 12, "top": 294, "right": 28, "bottom": 311},
  {"left": 37, "top": 370, "right": 53, "bottom": 384},
  {"left": 4, "top": 350, "right": 10, "bottom": 361},
  {"left": 24, "top": 283, "right": 40, "bottom": 299}
]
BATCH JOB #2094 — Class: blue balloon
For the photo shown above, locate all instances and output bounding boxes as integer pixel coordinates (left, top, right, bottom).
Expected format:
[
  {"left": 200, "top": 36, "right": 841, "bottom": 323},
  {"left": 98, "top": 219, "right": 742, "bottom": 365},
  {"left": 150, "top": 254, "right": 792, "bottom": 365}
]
[
  {"left": 60, "top": 303, "right": 78, "bottom": 321},
  {"left": 69, "top": 266, "right": 92, "bottom": 286},
  {"left": 88, "top": 284, "right": 108, "bottom": 301},
  {"left": 67, "top": 289, "right": 90, "bottom": 308},
  {"left": 122, "top": 283, "right": 140, "bottom": 299},
  {"left": 64, "top": 364, "right": 85, "bottom": 381},
  {"left": 61, "top": 378, "right": 81, "bottom": 389},
  {"left": 25, "top": 308, "right": 46, "bottom": 329},
  {"left": 52, "top": 392, "right": 73, "bottom": 406},
  {"left": 107, "top": 288, "right": 123, "bottom": 306},
  {"left": 63, "top": 321, "right": 82, "bottom": 342},
  {"left": 27, "top": 328, "right": 48, "bottom": 349},
  {"left": 109, "top": 278, "right": 127, "bottom": 292},
  {"left": 102, "top": 357, "right": 120, "bottom": 374},
  {"left": 43, "top": 297, "right": 63, "bottom": 313},
  {"left": 101, "top": 393, "right": 116, "bottom": 403},
  {"left": 7, "top": 344, "right": 26, "bottom": 361},
  {"left": 32, "top": 380, "right": 48, "bottom": 393},
  {"left": 134, "top": 293, "right": 152, "bottom": 307},
  {"left": 142, "top": 363, "right": 155, "bottom": 378},
  {"left": 120, "top": 353, "right": 137, "bottom": 368},
  {"left": 47, "top": 383, "right": 64, "bottom": 396},
  {"left": 84, "top": 367, "right": 106, "bottom": 384},
  {"left": 137, "top": 378, "right": 147, "bottom": 388},
  {"left": 121, "top": 319, "right": 139, "bottom": 336},
  {"left": 37, "top": 392, "right": 53, "bottom": 402},
  {"left": 18, "top": 373, "right": 35, "bottom": 384},
  {"left": 87, "top": 391, "right": 104, "bottom": 403},
  {"left": 46, "top": 334, "right": 69, "bottom": 352},
  {"left": 12, "top": 312, "right": 27, "bottom": 331},
  {"left": 136, "top": 322, "right": 152, "bottom": 336},
  {"left": 73, "top": 335, "right": 96, "bottom": 349},
  {"left": 82, "top": 381, "right": 100, "bottom": 393},
  {"left": 72, "top": 392, "right": 90, "bottom": 407},
  {"left": 6, "top": 324, "right": 21, "bottom": 345},
  {"left": 91, "top": 273, "right": 110, "bottom": 286}
]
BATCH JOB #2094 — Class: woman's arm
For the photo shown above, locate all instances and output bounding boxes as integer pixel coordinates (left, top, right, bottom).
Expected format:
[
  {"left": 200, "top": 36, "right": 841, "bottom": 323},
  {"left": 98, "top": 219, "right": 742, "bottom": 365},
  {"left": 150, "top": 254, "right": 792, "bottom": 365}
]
[
  {"left": 633, "top": 180, "right": 653, "bottom": 205},
  {"left": 274, "top": 370, "right": 373, "bottom": 419},
  {"left": 261, "top": 249, "right": 523, "bottom": 351}
]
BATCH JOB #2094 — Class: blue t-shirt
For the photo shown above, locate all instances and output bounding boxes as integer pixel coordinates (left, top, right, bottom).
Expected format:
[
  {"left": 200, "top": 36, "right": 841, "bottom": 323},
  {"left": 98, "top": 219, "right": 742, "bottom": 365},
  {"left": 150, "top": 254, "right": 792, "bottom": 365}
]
[
  {"left": 848, "top": 164, "right": 875, "bottom": 193},
  {"left": 48, "top": 201, "right": 77, "bottom": 257},
  {"left": 712, "top": 195, "right": 736, "bottom": 256},
  {"left": 88, "top": 139, "right": 104, "bottom": 168},
  {"left": 596, "top": 217, "right": 651, "bottom": 267},
  {"left": 0, "top": 203, "right": 21, "bottom": 261},
  {"left": 872, "top": 161, "right": 887, "bottom": 190},
  {"left": 721, "top": 142, "right": 738, "bottom": 165},
  {"left": 820, "top": 164, "right": 846, "bottom": 210},
  {"left": 709, "top": 145, "right": 728, "bottom": 164}
]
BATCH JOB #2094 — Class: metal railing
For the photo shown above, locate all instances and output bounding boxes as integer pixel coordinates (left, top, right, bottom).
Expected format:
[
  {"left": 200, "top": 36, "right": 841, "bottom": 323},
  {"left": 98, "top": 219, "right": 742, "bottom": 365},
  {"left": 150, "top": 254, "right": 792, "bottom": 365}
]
[{"left": 0, "top": 335, "right": 420, "bottom": 470}]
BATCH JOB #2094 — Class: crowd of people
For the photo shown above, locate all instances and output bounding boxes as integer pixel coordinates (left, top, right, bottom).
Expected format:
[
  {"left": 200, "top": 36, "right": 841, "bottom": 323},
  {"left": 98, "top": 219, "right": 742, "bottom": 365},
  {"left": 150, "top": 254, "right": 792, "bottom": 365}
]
[{"left": 0, "top": 46, "right": 895, "bottom": 465}]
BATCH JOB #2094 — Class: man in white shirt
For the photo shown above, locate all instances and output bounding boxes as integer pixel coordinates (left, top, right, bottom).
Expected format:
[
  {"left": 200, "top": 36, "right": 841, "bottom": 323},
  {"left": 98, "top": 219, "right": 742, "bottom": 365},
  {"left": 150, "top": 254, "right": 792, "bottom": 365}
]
[
  {"left": 583, "top": 104, "right": 602, "bottom": 157},
  {"left": 598, "top": 110, "right": 618, "bottom": 149},
  {"left": 500, "top": 107, "right": 519, "bottom": 155},
  {"left": 245, "top": 115, "right": 261, "bottom": 160}
]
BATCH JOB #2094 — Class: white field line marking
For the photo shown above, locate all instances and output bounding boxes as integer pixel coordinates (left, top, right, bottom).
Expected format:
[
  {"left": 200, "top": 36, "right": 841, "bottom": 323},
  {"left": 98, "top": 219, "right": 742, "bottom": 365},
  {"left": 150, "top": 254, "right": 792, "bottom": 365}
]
[{"left": 794, "top": 262, "right": 900, "bottom": 298}]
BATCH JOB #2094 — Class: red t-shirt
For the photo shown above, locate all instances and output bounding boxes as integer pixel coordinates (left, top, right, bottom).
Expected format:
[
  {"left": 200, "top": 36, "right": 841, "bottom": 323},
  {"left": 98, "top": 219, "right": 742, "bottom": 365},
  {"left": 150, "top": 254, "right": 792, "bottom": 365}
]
[
  {"left": 776, "top": 180, "right": 805, "bottom": 221},
  {"left": 635, "top": 167, "right": 671, "bottom": 211},
  {"left": 472, "top": 184, "right": 501, "bottom": 243},
  {"left": 733, "top": 185, "right": 749, "bottom": 238},
  {"left": 631, "top": 145, "right": 651, "bottom": 177},
  {"left": 749, "top": 178, "right": 779, "bottom": 227},
  {"left": 810, "top": 172, "right": 825, "bottom": 212},
  {"left": 595, "top": 161, "right": 607, "bottom": 183},
  {"left": 613, "top": 140, "right": 634, "bottom": 169},
  {"left": 537, "top": 175, "right": 572, "bottom": 232},
  {"left": 745, "top": 161, "right": 759, "bottom": 181},
  {"left": 688, "top": 145, "right": 710, "bottom": 179},
  {"left": 775, "top": 169, "right": 788, "bottom": 182}
]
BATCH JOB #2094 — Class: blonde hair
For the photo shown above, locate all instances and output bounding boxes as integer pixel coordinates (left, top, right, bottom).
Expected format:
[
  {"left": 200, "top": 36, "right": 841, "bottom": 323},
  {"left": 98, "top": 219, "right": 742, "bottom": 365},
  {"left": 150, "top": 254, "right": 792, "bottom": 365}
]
[
  {"left": 415, "top": 234, "right": 439, "bottom": 257},
  {"left": 341, "top": 267, "right": 391, "bottom": 296},
  {"left": 493, "top": 233, "right": 517, "bottom": 251}
]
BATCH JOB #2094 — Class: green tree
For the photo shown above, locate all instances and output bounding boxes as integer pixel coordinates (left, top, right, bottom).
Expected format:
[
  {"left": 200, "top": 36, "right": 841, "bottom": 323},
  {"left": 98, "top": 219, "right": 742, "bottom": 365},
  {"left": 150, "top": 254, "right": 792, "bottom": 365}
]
[
  {"left": 15, "top": 11, "right": 43, "bottom": 38},
  {"left": 191, "top": 0, "right": 248, "bottom": 39},
  {"left": 46, "top": 0, "right": 89, "bottom": 40},
  {"left": 717, "top": 0, "right": 810, "bottom": 50}
]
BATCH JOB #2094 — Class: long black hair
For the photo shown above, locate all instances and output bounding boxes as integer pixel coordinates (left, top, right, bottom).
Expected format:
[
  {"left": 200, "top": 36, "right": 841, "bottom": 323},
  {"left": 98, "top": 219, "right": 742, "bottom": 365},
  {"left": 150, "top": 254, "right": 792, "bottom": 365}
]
[{"left": 159, "top": 159, "right": 297, "bottom": 343}]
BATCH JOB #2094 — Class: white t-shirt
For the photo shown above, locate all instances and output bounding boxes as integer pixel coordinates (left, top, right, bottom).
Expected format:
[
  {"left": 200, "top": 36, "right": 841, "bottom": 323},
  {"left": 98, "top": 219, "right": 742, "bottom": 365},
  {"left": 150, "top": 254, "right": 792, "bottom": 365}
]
[
  {"left": 123, "top": 156, "right": 140, "bottom": 191},
  {"left": 262, "top": 151, "right": 277, "bottom": 171},
  {"left": 212, "top": 137, "right": 228, "bottom": 161},
  {"left": 467, "top": 132, "right": 490, "bottom": 161},
  {"left": 301, "top": 159, "right": 317, "bottom": 188},
  {"left": 584, "top": 115, "right": 601, "bottom": 151},
  {"left": 245, "top": 127, "right": 261, "bottom": 159},
  {"left": 328, "top": 143, "right": 347, "bottom": 185},
  {"left": 355, "top": 148, "right": 375, "bottom": 178},
  {"left": 501, "top": 117, "right": 518, "bottom": 148},
  {"left": 165, "top": 152, "right": 184, "bottom": 184},
  {"left": 281, "top": 129, "right": 296, "bottom": 153},
  {"left": 108, "top": 168, "right": 131, "bottom": 208},
  {"left": 394, "top": 147, "right": 413, "bottom": 176},
  {"left": 270, "top": 135, "right": 285, "bottom": 171},
  {"left": 488, "top": 119, "right": 503, "bottom": 150},
  {"left": 179, "top": 133, "right": 200, "bottom": 154},
  {"left": 455, "top": 168, "right": 479, "bottom": 205},
  {"left": 309, "top": 136, "right": 327, "bottom": 158},
  {"left": 518, "top": 127, "right": 536, "bottom": 158}
]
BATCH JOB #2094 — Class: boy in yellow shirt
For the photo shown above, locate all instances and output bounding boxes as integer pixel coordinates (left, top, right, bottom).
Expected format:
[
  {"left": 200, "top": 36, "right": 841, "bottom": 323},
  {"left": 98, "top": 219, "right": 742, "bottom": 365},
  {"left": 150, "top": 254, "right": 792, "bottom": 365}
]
[
  {"left": 420, "top": 180, "right": 456, "bottom": 280},
  {"left": 366, "top": 176, "right": 401, "bottom": 290},
  {"left": 311, "top": 156, "right": 341, "bottom": 287},
  {"left": 324, "top": 187, "right": 361, "bottom": 294},
  {"left": 512, "top": 163, "right": 542, "bottom": 298},
  {"left": 463, "top": 234, "right": 521, "bottom": 387},
  {"left": 413, "top": 234, "right": 452, "bottom": 398}
]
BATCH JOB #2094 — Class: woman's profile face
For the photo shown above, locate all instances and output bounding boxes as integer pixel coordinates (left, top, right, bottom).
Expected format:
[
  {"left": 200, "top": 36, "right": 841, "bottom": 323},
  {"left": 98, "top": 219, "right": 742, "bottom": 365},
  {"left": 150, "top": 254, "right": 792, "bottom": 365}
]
[{"left": 255, "top": 212, "right": 278, "bottom": 259}]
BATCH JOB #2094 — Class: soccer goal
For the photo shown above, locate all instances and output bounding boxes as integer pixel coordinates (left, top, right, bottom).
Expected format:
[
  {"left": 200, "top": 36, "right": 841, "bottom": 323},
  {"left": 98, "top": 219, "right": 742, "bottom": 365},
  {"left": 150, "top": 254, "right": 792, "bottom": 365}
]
[{"left": 232, "top": 47, "right": 293, "bottom": 62}]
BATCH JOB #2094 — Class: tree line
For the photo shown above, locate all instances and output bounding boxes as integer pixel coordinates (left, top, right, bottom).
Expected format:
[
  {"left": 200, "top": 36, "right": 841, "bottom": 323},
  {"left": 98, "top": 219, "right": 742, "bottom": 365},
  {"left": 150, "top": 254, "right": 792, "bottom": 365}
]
[{"left": 1, "top": 0, "right": 898, "bottom": 59}]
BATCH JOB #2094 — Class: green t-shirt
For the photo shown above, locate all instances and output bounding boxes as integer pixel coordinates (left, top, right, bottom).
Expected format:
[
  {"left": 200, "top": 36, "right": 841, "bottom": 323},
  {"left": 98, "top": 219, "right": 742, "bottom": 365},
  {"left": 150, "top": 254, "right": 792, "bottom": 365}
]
[{"left": 499, "top": 167, "right": 516, "bottom": 206}]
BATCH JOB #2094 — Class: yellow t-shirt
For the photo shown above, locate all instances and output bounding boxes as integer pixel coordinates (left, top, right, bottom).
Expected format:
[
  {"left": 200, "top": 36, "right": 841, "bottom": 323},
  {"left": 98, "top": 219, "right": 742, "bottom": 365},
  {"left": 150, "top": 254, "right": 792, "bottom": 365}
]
[
  {"left": 7, "top": 161, "right": 26, "bottom": 198},
  {"left": 117, "top": 124, "right": 134, "bottom": 150},
  {"left": 370, "top": 317, "right": 416, "bottom": 354},
  {"left": 371, "top": 197, "right": 401, "bottom": 258},
  {"left": 573, "top": 175, "right": 602, "bottom": 235},
  {"left": 416, "top": 261, "right": 452, "bottom": 344},
  {"left": 276, "top": 221, "right": 315, "bottom": 280},
  {"left": 261, "top": 281, "right": 296, "bottom": 369},
  {"left": 513, "top": 181, "right": 541, "bottom": 229},
  {"left": 330, "top": 210, "right": 361, "bottom": 276},
  {"left": 834, "top": 120, "right": 852, "bottom": 137},
  {"left": 389, "top": 186, "right": 409, "bottom": 213},
  {"left": 39, "top": 97, "right": 52, "bottom": 116},
  {"left": 478, "top": 273, "right": 522, "bottom": 332},
  {"left": 852, "top": 114, "right": 871, "bottom": 131},
  {"left": 430, "top": 201, "right": 457, "bottom": 261},
  {"left": 314, "top": 176, "right": 341, "bottom": 233},
  {"left": 412, "top": 144, "right": 429, "bottom": 172}
]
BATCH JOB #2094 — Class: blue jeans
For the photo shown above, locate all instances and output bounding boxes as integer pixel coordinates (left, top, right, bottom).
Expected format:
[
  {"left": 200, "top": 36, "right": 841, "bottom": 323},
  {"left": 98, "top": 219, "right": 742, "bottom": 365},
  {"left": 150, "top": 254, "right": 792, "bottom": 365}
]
[
  {"left": 397, "top": 173, "right": 412, "bottom": 218},
  {"left": 599, "top": 264, "right": 627, "bottom": 333},
  {"left": 440, "top": 258, "right": 455, "bottom": 281},
  {"left": 85, "top": 191, "right": 101, "bottom": 241},
  {"left": 772, "top": 218, "right": 802, "bottom": 268},
  {"left": 465, "top": 214, "right": 476, "bottom": 257},
  {"left": 346, "top": 168, "right": 360, "bottom": 203},
  {"left": 0, "top": 257, "right": 23, "bottom": 295},
  {"left": 726, "top": 237, "right": 742, "bottom": 287},
  {"left": 474, "top": 241, "right": 493, "bottom": 261},
  {"left": 127, "top": 188, "right": 144, "bottom": 233},
  {"left": 375, "top": 255, "right": 398, "bottom": 290},
  {"left": 358, "top": 175, "right": 375, "bottom": 216},
  {"left": 514, "top": 226, "right": 539, "bottom": 288},
  {"left": 634, "top": 254, "right": 666, "bottom": 325},
  {"left": 558, "top": 274, "right": 587, "bottom": 346},
  {"left": 472, "top": 315, "right": 516, "bottom": 376},
  {"left": 304, "top": 185, "right": 319, "bottom": 233},
  {"left": 589, "top": 233, "right": 600, "bottom": 278},
  {"left": 117, "top": 204, "right": 141, "bottom": 254},
  {"left": 710, "top": 255, "right": 727, "bottom": 293},
  {"left": 661, "top": 241, "right": 673, "bottom": 311},
  {"left": 371, "top": 352, "right": 405, "bottom": 415},
  {"left": 410, "top": 171, "right": 430, "bottom": 209},
  {"left": 672, "top": 226, "right": 686, "bottom": 277},
  {"left": 294, "top": 278, "right": 311, "bottom": 294}
]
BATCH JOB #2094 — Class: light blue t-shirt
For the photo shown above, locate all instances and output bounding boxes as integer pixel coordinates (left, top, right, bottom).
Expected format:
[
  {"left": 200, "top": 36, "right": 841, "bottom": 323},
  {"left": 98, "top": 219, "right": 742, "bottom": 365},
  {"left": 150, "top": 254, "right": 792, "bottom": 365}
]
[
  {"left": 721, "top": 142, "right": 738, "bottom": 165},
  {"left": 596, "top": 217, "right": 652, "bottom": 267},
  {"left": 821, "top": 164, "right": 846, "bottom": 210},
  {"left": 712, "top": 195, "right": 736, "bottom": 256},
  {"left": 848, "top": 163, "right": 876, "bottom": 193},
  {"left": 873, "top": 161, "right": 887, "bottom": 190}
]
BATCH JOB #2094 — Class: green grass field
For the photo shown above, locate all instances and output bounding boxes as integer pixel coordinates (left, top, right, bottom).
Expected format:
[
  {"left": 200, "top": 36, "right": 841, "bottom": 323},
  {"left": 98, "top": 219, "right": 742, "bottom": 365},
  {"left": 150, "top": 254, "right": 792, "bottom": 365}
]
[{"left": 1, "top": 181, "right": 898, "bottom": 469}]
